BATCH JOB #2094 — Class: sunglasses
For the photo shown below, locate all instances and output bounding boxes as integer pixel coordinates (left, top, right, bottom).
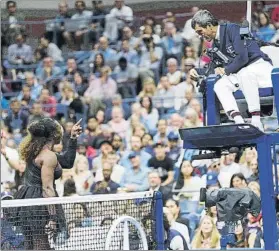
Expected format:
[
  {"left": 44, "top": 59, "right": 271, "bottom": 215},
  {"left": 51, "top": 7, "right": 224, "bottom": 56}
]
[{"left": 211, "top": 163, "right": 221, "bottom": 168}]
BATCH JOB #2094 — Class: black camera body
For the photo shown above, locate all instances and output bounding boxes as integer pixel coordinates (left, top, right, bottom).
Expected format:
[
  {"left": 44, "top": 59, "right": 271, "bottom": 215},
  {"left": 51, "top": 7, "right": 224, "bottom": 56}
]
[{"left": 200, "top": 187, "right": 261, "bottom": 222}]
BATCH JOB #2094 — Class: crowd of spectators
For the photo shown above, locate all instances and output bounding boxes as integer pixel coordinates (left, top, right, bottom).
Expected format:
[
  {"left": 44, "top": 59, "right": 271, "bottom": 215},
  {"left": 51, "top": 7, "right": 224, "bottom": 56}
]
[{"left": 1, "top": 0, "right": 279, "bottom": 249}]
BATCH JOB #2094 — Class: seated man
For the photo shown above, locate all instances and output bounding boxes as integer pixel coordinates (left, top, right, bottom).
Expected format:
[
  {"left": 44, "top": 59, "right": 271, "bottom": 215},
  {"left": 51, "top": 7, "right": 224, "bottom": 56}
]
[
  {"left": 148, "top": 171, "right": 171, "bottom": 205},
  {"left": 190, "top": 10, "right": 274, "bottom": 131},
  {"left": 63, "top": 57, "right": 84, "bottom": 82},
  {"left": 104, "top": 0, "right": 133, "bottom": 42},
  {"left": 117, "top": 39, "right": 139, "bottom": 65},
  {"left": 148, "top": 142, "right": 174, "bottom": 187},
  {"left": 89, "top": 36, "right": 117, "bottom": 65},
  {"left": 120, "top": 135, "right": 152, "bottom": 169},
  {"left": 90, "top": 161, "right": 120, "bottom": 194},
  {"left": 62, "top": 0, "right": 92, "bottom": 51},
  {"left": 29, "top": 102, "right": 45, "bottom": 123},
  {"left": 113, "top": 57, "right": 138, "bottom": 84},
  {"left": 46, "top": 2, "right": 71, "bottom": 49},
  {"left": 18, "top": 85, "right": 35, "bottom": 109},
  {"left": 35, "top": 56, "right": 62, "bottom": 86},
  {"left": 161, "top": 22, "right": 183, "bottom": 57},
  {"left": 120, "top": 152, "right": 150, "bottom": 192},
  {"left": 17, "top": 72, "right": 42, "bottom": 100},
  {"left": 1, "top": 1, "right": 25, "bottom": 47},
  {"left": 7, "top": 34, "right": 33, "bottom": 67},
  {"left": 4, "top": 99, "right": 29, "bottom": 134}
]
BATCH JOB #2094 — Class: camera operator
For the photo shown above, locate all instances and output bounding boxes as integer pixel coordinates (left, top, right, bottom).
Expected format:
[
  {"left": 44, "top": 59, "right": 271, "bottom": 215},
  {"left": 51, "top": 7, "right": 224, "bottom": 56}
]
[{"left": 189, "top": 10, "right": 274, "bottom": 131}]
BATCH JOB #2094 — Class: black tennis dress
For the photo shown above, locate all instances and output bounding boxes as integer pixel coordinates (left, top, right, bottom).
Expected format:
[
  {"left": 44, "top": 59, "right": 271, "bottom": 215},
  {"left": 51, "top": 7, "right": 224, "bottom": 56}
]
[{"left": 13, "top": 160, "right": 66, "bottom": 249}]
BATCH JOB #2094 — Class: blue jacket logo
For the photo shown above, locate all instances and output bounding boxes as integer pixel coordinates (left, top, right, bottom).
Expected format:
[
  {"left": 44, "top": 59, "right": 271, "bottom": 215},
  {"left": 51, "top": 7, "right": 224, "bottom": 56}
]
[{"left": 226, "top": 45, "right": 237, "bottom": 57}]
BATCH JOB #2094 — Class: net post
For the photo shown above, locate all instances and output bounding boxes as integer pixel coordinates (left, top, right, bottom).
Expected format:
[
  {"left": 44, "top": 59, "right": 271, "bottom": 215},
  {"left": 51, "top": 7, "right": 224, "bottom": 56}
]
[
  {"left": 257, "top": 135, "right": 278, "bottom": 250},
  {"left": 154, "top": 191, "right": 165, "bottom": 250}
]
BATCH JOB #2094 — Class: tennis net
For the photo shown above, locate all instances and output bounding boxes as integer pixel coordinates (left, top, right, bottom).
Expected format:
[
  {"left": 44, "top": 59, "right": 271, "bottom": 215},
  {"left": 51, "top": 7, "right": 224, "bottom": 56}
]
[{"left": 1, "top": 191, "right": 164, "bottom": 250}]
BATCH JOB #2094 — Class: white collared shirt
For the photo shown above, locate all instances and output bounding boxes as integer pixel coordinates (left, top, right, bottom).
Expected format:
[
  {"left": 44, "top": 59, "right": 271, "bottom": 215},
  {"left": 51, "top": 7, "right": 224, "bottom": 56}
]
[{"left": 215, "top": 24, "right": 220, "bottom": 42}]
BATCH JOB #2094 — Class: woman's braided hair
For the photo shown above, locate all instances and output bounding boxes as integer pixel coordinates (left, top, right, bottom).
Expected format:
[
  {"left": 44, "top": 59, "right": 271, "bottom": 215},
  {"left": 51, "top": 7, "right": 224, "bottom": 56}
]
[{"left": 19, "top": 118, "right": 62, "bottom": 161}]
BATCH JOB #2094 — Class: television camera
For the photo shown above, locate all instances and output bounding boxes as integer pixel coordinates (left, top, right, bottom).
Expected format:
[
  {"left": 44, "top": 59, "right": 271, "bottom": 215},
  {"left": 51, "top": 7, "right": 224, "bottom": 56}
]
[{"left": 200, "top": 187, "right": 261, "bottom": 248}]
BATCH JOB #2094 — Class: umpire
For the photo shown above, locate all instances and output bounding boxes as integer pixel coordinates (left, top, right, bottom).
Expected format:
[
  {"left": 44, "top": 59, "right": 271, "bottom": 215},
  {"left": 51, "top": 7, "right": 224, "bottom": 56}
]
[{"left": 190, "top": 10, "right": 274, "bottom": 131}]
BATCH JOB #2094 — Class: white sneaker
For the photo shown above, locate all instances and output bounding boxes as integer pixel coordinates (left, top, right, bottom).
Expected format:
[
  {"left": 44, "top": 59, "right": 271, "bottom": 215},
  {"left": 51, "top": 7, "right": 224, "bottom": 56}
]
[{"left": 251, "top": 121, "right": 264, "bottom": 132}]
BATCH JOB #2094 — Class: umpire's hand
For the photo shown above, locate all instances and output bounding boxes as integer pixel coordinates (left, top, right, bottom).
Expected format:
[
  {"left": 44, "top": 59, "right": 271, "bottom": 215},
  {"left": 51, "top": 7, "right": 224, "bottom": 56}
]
[{"left": 189, "top": 68, "right": 199, "bottom": 81}]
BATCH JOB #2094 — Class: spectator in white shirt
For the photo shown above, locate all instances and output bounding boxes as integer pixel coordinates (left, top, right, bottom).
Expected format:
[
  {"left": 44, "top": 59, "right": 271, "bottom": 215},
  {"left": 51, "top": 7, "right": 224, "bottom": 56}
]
[
  {"left": 95, "top": 151, "right": 125, "bottom": 184},
  {"left": 166, "top": 58, "right": 182, "bottom": 86},
  {"left": 218, "top": 153, "right": 241, "bottom": 187},
  {"left": 39, "top": 34, "right": 64, "bottom": 63},
  {"left": 104, "top": 0, "right": 133, "bottom": 42},
  {"left": 173, "top": 160, "right": 203, "bottom": 201},
  {"left": 63, "top": 0, "right": 93, "bottom": 50}
]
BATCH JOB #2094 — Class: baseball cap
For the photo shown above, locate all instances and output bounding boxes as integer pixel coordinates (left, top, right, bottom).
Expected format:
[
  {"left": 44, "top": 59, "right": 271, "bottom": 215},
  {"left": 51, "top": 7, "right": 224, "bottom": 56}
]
[
  {"left": 1, "top": 191, "right": 14, "bottom": 200},
  {"left": 153, "top": 142, "right": 167, "bottom": 148},
  {"left": 98, "top": 139, "right": 112, "bottom": 148},
  {"left": 128, "top": 151, "right": 140, "bottom": 159},
  {"left": 206, "top": 171, "right": 219, "bottom": 186},
  {"left": 167, "top": 132, "right": 179, "bottom": 141}
]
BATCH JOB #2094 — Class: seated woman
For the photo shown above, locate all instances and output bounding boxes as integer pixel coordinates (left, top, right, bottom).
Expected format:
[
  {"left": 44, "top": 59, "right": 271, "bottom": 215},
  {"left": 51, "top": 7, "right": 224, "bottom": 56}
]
[
  {"left": 173, "top": 160, "right": 203, "bottom": 202},
  {"left": 73, "top": 155, "right": 94, "bottom": 196},
  {"left": 191, "top": 215, "right": 220, "bottom": 249},
  {"left": 139, "top": 96, "right": 159, "bottom": 135},
  {"left": 229, "top": 173, "right": 248, "bottom": 189}
]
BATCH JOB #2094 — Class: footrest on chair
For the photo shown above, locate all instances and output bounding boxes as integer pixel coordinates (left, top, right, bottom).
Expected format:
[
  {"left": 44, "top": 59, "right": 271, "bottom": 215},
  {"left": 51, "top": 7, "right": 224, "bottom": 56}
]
[{"left": 179, "top": 124, "right": 265, "bottom": 149}]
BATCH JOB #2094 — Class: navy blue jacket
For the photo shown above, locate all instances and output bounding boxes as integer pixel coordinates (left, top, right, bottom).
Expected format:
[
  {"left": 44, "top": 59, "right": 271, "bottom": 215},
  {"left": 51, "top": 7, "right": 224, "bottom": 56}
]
[
  {"left": 165, "top": 229, "right": 189, "bottom": 250},
  {"left": 218, "top": 23, "right": 272, "bottom": 75}
]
